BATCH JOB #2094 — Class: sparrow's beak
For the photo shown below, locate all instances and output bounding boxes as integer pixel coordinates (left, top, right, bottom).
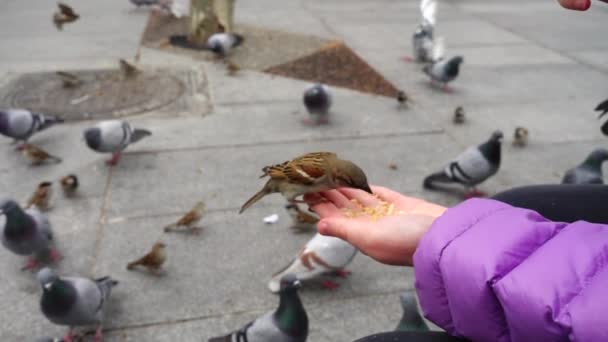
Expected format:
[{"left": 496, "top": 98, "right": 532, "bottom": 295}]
[{"left": 360, "top": 184, "right": 373, "bottom": 194}]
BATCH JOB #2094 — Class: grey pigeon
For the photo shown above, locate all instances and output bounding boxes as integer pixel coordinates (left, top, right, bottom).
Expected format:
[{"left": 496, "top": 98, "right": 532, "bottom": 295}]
[
  {"left": 0, "top": 109, "right": 64, "bottom": 147},
  {"left": 395, "top": 291, "right": 429, "bottom": 332},
  {"left": 206, "top": 33, "right": 244, "bottom": 57},
  {"left": 210, "top": 274, "right": 308, "bottom": 342},
  {"left": 303, "top": 84, "right": 332, "bottom": 125},
  {"left": 423, "top": 56, "right": 464, "bottom": 91},
  {"left": 268, "top": 233, "right": 356, "bottom": 292},
  {"left": 423, "top": 130, "right": 503, "bottom": 197},
  {"left": 0, "top": 199, "right": 60, "bottom": 271},
  {"left": 561, "top": 148, "right": 608, "bottom": 184},
  {"left": 83, "top": 120, "right": 151, "bottom": 166},
  {"left": 37, "top": 267, "right": 118, "bottom": 342},
  {"left": 412, "top": 23, "right": 434, "bottom": 63}
]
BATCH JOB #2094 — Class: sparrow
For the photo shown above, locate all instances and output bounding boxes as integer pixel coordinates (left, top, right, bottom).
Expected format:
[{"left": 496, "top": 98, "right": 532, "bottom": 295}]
[
  {"left": 513, "top": 126, "right": 529, "bottom": 147},
  {"left": 423, "top": 56, "right": 464, "bottom": 91},
  {"left": 303, "top": 83, "right": 332, "bottom": 125},
  {"left": 22, "top": 144, "right": 62, "bottom": 165},
  {"left": 239, "top": 152, "right": 372, "bottom": 214},
  {"left": 60, "top": 174, "right": 79, "bottom": 197},
  {"left": 53, "top": 3, "right": 79, "bottom": 31},
  {"left": 210, "top": 274, "right": 308, "bottom": 342},
  {"left": 56, "top": 71, "right": 83, "bottom": 88},
  {"left": 225, "top": 60, "right": 240, "bottom": 76},
  {"left": 0, "top": 109, "right": 64, "bottom": 147},
  {"left": 396, "top": 90, "right": 410, "bottom": 108},
  {"left": 127, "top": 241, "right": 167, "bottom": 273},
  {"left": 453, "top": 106, "right": 465, "bottom": 124},
  {"left": 285, "top": 203, "right": 318, "bottom": 232},
  {"left": 83, "top": 120, "right": 151, "bottom": 166},
  {"left": 119, "top": 59, "right": 141, "bottom": 79},
  {"left": 205, "top": 33, "right": 244, "bottom": 57},
  {"left": 423, "top": 130, "right": 503, "bottom": 198},
  {"left": 562, "top": 148, "right": 608, "bottom": 184},
  {"left": 26, "top": 182, "right": 53, "bottom": 211},
  {"left": 37, "top": 268, "right": 118, "bottom": 342},
  {"left": 164, "top": 201, "right": 205, "bottom": 234},
  {"left": 1, "top": 199, "right": 61, "bottom": 271}
]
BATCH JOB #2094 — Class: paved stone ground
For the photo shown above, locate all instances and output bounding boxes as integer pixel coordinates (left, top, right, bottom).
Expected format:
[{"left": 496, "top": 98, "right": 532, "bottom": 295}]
[{"left": 1, "top": 0, "right": 607, "bottom": 341}]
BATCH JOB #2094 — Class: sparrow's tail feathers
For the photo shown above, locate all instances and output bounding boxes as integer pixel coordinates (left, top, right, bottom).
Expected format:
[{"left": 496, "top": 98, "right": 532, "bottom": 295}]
[
  {"left": 126, "top": 260, "right": 140, "bottom": 270},
  {"left": 49, "top": 155, "right": 62, "bottom": 163},
  {"left": 208, "top": 334, "right": 232, "bottom": 342},
  {"left": 239, "top": 188, "right": 270, "bottom": 214},
  {"left": 130, "top": 129, "right": 152, "bottom": 144},
  {"left": 163, "top": 223, "right": 177, "bottom": 232},
  {"left": 423, "top": 171, "right": 453, "bottom": 189}
]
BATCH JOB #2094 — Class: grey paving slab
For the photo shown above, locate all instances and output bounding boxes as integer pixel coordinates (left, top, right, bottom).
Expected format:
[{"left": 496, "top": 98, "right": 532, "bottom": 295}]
[
  {"left": 450, "top": 43, "right": 574, "bottom": 67},
  {"left": 93, "top": 209, "right": 414, "bottom": 327},
  {"left": 104, "top": 133, "right": 461, "bottom": 218},
  {"left": 569, "top": 49, "right": 608, "bottom": 72}
]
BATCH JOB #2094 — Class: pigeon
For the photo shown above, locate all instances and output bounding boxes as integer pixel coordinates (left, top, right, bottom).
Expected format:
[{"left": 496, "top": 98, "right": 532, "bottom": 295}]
[
  {"left": 0, "top": 199, "right": 61, "bottom": 270},
  {"left": 127, "top": 241, "right": 167, "bottom": 273},
  {"left": 37, "top": 268, "right": 118, "bottom": 342},
  {"left": 206, "top": 33, "right": 244, "bottom": 57},
  {"left": 453, "top": 106, "right": 465, "bottom": 124},
  {"left": 423, "top": 55, "right": 464, "bottom": 91},
  {"left": 561, "top": 148, "right": 608, "bottom": 184},
  {"left": 302, "top": 84, "right": 332, "bottom": 125},
  {"left": 268, "top": 233, "right": 357, "bottom": 292},
  {"left": 83, "top": 120, "right": 151, "bottom": 166},
  {"left": 395, "top": 291, "right": 429, "bottom": 332},
  {"left": 411, "top": 23, "right": 434, "bottom": 63},
  {"left": 60, "top": 174, "right": 79, "bottom": 197},
  {"left": 423, "top": 130, "right": 503, "bottom": 197},
  {"left": 163, "top": 201, "right": 205, "bottom": 234},
  {"left": 26, "top": 181, "right": 54, "bottom": 211},
  {"left": 595, "top": 98, "right": 608, "bottom": 136},
  {"left": 210, "top": 274, "right": 308, "bottom": 342},
  {"left": 285, "top": 203, "right": 318, "bottom": 233},
  {"left": 53, "top": 3, "right": 79, "bottom": 31},
  {"left": 0, "top": 109, "right": 64, "bottom": 147},
  {"left": 512, "top": 126, "right": 529, "bottom": 147}
]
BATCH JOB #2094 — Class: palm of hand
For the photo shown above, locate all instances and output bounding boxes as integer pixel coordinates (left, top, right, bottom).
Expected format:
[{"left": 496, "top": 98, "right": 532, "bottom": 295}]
[{"left": 305, "top": 186, "right": 446, "bottom": 266}]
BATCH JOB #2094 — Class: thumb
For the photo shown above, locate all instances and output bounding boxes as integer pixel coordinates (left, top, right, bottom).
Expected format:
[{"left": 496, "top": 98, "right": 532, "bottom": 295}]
[
  {"left": 558, "top": 0, "right": 590, "bottom": 10},
  {"left": 317, "top": 217, "right": 360, "bottom": 242}
]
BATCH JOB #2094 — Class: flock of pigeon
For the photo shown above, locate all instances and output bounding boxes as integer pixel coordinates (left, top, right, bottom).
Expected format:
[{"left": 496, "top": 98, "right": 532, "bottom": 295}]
[{"left": 2, "top": 1, "right": 608, "bottom": 342}]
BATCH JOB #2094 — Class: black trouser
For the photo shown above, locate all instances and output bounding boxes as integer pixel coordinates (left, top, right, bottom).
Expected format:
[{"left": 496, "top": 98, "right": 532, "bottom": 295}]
[{"left": 355, "top": 331, "right": 467, "bottom": 342}]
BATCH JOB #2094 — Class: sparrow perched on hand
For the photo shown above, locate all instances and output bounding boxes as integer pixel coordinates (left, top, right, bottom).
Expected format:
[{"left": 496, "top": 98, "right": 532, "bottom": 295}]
[
  {"left": 119, "top": 59, "right": 141, "bottom": 79},
  {"left": 453, "top": 106, "right": 465, "bottom": 124},
  {"left": 164, "top": 201, "right": 205, "bottom": 234},
  {"left": 285, "top": 203, "right": 318, "bottom": 233},
  {"left": 127, "top": 242, "right": 167, "bottom": 273},
  {"left": 59, "top": 174, "right": 79, "bottom": 197},
  {"left": 22, "top": 144, "right": 62, "bottom": 165},
  {"left": 56, "top": 71, "right": 82, "bottom": 88},
  {"left": 513, "top": 126, "right": 529, "bottom": 147},
  {"left": 239, "top": 152, "right": 372, "bottom": 214},
  {"left": 53, "top": 3, "right": 79, "bottom": 31},
  {"left": 26, "top": 182, "right": 53, "bottom": 211}
]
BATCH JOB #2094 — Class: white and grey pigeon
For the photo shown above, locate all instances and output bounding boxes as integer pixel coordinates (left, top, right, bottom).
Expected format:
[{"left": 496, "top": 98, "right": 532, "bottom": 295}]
[
  {"left": 561, "top": 148, "right": 608, "bottom": 185},
  {"left": 302, "top": 83, "right": 332, "bottom": 125},
  {"left": 423, "top": 130, "right": 503, "bottom": 197},
  {"left": 83, "top": 120, "right": 151, "bottom": 166},
  {"left": 423, "top": 55, "right": 463, "bottom": 91},
  {"left": 0, "top": 109, "right": 64, "bottom": 148},
  {"left": 395, "top": 291, "right": 429, "bottom": 332},
  {"left": 268, "top": 233, "right": 357, "bottom": 292},
  {"left": 411, "top": 0, "right": 437, "bottom": 63},
  {"left": 209, "top": 274, "right": 308, "bottom": 342},
  {"left": 0, "top": 199, "right": 60, "bottom": 271},
  {"left": 206, "top": 33, "right": 244, "bottom": 57},
  {"left": 37, "top": 267, "right": 118, "bottom": 342}
]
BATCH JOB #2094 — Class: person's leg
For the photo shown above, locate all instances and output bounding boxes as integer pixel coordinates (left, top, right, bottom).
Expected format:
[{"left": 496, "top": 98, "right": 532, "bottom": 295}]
[
  {"left": 355, "top": 331, "right": 467, "bottom": 342},
  {"left": 491, "top": 184, "right": 608, "bottom": 223}
]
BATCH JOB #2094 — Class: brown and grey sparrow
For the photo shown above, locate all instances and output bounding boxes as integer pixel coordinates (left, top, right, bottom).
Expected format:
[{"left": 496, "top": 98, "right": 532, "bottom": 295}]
[
  {"left": 60, "top": 174, "right": 79, "bottom": 197},
  {"left": 22, "top": 144, "right": 62, "bottom": 165},
  {"left": 513, "top": 126, "right": 529, "bottom": 147},
  {"left": 239, "top": 152, "right": 372, "bottom": 214},
  {"left": 26, "top": 182, "right": 53, "bottom": 210},
  {"left": 225, "top": 60, "right": 241, "bottom": 76},
  {"left": 119, "top": 59, "right": 141, "bottom": 79},
  {"left": 453, "top": 106, "right": 465, "bottom": 124},
  {"left": 56, "top": 71, "right": 82, "bottom": 88},
  {"left": 53, "top": 3, "right": 79, "bottom": 31},
  {"left": 285, "top": 203, "right": 318, "bottom": 232},
  {"left": 127, "top": 242, "right": 167, "bottom": 273},
  {"left": 164, "top": 201, "right": 205, "bottom": 234},
  {"left": 396, "top": 90, "right": 410, "bottom": 108}
]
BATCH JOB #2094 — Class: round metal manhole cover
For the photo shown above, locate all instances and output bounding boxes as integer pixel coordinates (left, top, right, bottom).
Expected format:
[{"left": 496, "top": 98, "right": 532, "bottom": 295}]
[{"left": 1, "top": 70, "right": 186, "bottom": 121}]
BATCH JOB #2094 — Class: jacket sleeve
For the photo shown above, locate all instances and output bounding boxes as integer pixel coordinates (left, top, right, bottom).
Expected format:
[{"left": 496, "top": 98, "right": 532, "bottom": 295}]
[{"left": 413, "top": 198, "right": 608, "bottom": 342}]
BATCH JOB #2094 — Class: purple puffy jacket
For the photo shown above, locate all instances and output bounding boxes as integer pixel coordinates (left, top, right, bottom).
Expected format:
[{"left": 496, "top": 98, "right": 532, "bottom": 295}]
[{"left": 413, "top": 199, "right": 608, "bottom": 342}]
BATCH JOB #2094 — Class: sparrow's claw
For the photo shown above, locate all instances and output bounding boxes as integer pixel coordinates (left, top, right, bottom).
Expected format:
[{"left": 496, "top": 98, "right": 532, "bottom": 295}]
[
  {"left": 321, "top": 280, "right": 340, "bottom": 290},
  {"left": 21, "top": 257, "right": 39, "bottom": 271}
]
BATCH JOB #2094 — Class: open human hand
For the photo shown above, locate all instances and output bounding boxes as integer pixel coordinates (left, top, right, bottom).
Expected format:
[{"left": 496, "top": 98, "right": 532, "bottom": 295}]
[{"left": 305, "top": 186, "right": 446, "bottom": 267}]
